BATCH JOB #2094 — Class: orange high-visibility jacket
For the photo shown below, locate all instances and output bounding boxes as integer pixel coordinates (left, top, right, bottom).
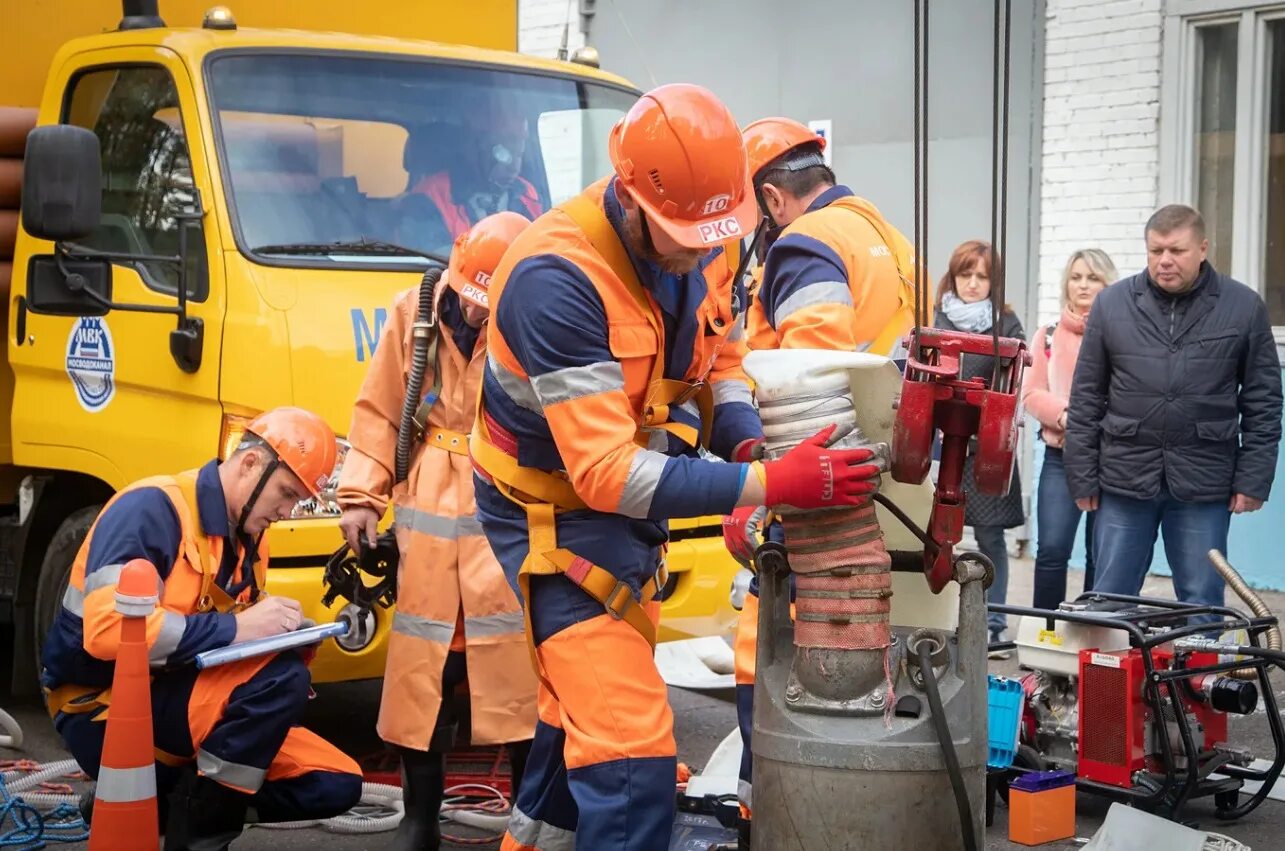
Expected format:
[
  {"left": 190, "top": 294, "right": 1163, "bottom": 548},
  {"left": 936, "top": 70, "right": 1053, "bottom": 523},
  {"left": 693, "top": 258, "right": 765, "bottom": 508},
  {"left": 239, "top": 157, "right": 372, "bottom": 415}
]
[
  {"left": 474, "top": 177, "right": 761, "bottom": 521},
  {"left": 747, "top": 186, "right": 916, "bottom": 355},
  {"left": 339, "top": 280, "right": 536, "bottom": 749}
]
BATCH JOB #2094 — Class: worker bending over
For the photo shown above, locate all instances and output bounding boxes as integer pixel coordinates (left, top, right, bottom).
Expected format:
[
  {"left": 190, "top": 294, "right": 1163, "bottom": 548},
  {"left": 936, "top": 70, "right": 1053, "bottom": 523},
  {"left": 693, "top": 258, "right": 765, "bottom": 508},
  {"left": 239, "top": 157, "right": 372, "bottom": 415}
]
[
  {"left": 339, "top": 212, "right": 537, "bottom": 851},
  {"left": 723, "top": 117, "right": 920, "bottom": 846},
  {"left": 470, "top": 84, "right": 884, "bottom": 851},
  {"left": 41, "top": 408, "right": 362, "bottom": 850}
]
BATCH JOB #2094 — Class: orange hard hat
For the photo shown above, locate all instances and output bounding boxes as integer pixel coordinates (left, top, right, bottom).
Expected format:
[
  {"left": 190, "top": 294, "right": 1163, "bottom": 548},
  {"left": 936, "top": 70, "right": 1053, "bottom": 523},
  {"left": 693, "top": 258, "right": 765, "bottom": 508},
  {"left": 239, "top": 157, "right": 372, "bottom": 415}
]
[
  {"left": 608, "top": 83, "right": 756, "bottom": 250},
  {"left": 245, "top": 407, "right": 337, "bottom": 498},
  {"left": 741, "top": 117, "right": 826, "bottom": 182},
  {"left": 448, "top": 211, "right": 531, "bottom": 310}
]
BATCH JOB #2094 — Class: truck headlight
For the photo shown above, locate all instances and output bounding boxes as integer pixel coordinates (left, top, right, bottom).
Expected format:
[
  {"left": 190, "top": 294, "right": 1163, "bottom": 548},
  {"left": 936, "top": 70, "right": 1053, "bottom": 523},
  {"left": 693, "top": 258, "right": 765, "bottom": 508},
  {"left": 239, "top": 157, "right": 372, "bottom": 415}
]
[
  {"left": 219, "top": 412, "right": 349, "bottom": 520},
  {"left": 291, "top": 438, "right": 349, "bottom": 519}
]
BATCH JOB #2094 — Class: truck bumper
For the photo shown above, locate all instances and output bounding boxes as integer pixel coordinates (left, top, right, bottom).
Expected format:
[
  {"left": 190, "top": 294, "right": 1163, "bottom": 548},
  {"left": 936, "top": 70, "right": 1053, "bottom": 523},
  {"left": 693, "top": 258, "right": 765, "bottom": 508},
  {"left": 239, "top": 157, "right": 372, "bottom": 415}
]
[{"left": 264, "top": 517, "right": 740, "bottom": 683}]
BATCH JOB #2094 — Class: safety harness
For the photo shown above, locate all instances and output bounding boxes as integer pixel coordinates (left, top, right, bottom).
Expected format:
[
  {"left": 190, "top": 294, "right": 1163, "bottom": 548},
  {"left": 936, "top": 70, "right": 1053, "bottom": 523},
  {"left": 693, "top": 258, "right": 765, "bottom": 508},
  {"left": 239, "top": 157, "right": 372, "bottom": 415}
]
[
  {"left": 470, "top": 195, "right": 740, "bottom": 656},
  {"left": 43, "top": 471, "right": 264, "bottom": 769}
]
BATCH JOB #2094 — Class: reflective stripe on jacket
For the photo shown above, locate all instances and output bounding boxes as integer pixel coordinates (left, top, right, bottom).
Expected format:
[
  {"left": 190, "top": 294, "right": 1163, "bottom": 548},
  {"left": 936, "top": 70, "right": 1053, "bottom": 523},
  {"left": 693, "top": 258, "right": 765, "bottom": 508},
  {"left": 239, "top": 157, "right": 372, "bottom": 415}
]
[{"left": 747, "top": 185, "right": 915, "bottom": 355}]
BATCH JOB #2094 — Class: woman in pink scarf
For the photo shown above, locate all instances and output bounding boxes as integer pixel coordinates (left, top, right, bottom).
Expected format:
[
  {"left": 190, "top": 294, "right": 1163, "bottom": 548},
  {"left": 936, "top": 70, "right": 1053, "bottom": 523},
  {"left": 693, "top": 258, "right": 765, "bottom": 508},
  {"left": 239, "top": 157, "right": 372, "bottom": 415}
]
[{"left": 1024, "top": 249, "right": 1118, "bottom": 610}]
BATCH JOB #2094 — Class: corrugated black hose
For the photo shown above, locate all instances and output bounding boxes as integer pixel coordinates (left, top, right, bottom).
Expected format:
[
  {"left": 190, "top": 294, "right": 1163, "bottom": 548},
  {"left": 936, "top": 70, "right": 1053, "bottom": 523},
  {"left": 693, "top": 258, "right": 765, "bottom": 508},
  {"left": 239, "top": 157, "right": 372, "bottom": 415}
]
[{"left": 395, "top": 266, "right": 443, "bottom": 485}]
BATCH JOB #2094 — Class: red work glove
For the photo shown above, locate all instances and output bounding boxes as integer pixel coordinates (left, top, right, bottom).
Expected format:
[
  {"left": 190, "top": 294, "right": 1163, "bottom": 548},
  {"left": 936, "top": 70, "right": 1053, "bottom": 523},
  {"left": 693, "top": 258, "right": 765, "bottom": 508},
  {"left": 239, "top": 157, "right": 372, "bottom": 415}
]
[
  {"left": 732, "top": 437, "right": 765, "bottom": 463},
  {"left": 761, "top": 424, "right": 881, "bottom": 510},
  {"left": 723, "top": 505, "right": 767, "bottom": 568}
]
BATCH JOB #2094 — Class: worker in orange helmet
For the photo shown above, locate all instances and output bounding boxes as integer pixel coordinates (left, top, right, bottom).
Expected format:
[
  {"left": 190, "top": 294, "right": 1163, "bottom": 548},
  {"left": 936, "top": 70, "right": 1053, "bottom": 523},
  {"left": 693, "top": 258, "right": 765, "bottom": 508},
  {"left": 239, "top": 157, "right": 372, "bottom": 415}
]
[
  {"left": 470, "top": 83, "right": 885, "bottom": 850},
  {"left": 338, "top": 211, "right": 537, "bottom": 851},
  {"left": 721, "top": 117, "right": 921, "bottom": 847},
  {"left": 399, "top": 92, "right": 544, "bottom": 255},
  {"left": 41, "top": 407, "right": 362, "bottom": 850}
]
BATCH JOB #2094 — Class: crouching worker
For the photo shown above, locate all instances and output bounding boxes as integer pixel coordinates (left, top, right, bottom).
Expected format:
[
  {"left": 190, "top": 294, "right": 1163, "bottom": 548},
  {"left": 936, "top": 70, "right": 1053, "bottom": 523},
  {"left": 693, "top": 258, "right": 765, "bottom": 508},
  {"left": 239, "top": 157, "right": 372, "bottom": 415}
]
[
  {"left": 338, "top": 212, "right": 538, "bottom": 851},
  {"left": 40, "top": 407, "right": 363, "bottom": 850}
]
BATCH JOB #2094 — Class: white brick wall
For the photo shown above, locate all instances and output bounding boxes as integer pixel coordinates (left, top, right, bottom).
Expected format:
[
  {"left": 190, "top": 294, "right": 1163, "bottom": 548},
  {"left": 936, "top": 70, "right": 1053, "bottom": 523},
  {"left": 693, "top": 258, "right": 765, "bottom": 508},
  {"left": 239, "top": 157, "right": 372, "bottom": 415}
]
[
  {"left": 519, "top": 0, "right": 584, "bottom": 58},
  {"left": 1037, "top": 0, "right": 1163, "bottom": 326}
]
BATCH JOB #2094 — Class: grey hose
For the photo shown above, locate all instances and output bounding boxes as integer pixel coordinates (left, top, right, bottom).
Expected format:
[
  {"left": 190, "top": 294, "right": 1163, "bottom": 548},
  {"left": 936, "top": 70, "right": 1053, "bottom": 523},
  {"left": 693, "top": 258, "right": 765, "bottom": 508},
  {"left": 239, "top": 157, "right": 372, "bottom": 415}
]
[
  {"left": 1209, "top": 549, "right": 1282, "bottom": 680},
  {"left": 395, "top": 267, "right": 443, "bottom": 485}
]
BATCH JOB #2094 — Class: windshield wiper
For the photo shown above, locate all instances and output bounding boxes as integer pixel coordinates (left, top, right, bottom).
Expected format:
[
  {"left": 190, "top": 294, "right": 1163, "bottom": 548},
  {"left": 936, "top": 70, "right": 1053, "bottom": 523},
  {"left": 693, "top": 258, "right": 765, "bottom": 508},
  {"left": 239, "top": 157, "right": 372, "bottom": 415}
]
[{"left": 251, "top": 238, "right": 448, "bottom": 265}]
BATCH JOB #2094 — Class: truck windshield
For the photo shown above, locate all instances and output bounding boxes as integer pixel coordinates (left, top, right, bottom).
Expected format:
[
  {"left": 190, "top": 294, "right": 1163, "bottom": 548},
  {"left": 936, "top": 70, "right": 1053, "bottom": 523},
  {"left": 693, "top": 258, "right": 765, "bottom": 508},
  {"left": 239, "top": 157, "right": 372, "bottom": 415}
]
[{"left": 206, "top": 52, "right": 638, "bottom": 266}]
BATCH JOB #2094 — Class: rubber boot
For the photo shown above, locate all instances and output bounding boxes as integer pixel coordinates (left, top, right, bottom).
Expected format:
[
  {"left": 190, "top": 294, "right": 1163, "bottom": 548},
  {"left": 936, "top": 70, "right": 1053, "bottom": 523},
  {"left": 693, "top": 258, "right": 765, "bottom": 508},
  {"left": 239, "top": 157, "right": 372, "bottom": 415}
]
[
  {"left": 162, "top": 769, "right": 248, "bottom": 851},
  {"left": 507, "top": 739, "right": 532, "bottom": 802},
  {"left": 387, "top": 723, "right": 455, "bottom": 851}
]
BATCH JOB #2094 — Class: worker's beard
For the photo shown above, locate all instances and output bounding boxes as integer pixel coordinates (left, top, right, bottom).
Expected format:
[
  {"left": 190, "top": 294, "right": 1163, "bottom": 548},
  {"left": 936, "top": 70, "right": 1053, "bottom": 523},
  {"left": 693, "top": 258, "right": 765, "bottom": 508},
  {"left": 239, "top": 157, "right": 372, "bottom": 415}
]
[{"left": 624, "top": 210, "right": 705, "bottom": 275}]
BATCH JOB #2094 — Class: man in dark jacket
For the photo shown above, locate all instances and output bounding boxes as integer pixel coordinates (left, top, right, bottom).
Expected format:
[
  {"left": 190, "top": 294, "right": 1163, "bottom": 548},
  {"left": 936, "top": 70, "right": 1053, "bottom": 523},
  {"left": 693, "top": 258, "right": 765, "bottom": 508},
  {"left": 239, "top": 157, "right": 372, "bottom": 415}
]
[{"left": 1065, "top": 204, "right": 1282, "bottom": 608}]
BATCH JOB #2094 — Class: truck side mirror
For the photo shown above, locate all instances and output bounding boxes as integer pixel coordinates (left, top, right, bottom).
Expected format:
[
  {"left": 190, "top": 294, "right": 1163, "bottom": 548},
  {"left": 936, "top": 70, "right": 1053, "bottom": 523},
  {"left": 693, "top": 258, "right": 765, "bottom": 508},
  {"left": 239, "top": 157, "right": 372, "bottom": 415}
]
[{"left": 21, "top": 125, "right": 102, "bottom": 242}]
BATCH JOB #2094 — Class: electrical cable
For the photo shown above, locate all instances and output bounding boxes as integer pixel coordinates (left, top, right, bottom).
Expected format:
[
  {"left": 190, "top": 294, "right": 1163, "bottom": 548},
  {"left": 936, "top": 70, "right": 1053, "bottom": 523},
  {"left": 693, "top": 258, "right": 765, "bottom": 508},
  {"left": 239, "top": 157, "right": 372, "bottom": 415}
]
[{"left": 916, "top": 642, "right": 978, "bottom": 851}]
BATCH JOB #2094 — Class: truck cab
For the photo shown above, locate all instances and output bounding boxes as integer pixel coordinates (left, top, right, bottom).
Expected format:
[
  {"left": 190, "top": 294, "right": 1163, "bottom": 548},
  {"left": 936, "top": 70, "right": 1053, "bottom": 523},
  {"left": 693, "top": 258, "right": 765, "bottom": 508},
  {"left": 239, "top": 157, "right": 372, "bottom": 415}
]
[{"left": 2, "top": 8, "right": 742, "bottom": 690}]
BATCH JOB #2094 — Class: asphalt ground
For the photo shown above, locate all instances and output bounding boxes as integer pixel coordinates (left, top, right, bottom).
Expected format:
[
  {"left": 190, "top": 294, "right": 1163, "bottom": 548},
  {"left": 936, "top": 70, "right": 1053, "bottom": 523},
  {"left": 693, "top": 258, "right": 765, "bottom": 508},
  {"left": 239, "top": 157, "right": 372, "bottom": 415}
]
[{"left": 4, "top": 560, "right": 1283, "bottom": 850}]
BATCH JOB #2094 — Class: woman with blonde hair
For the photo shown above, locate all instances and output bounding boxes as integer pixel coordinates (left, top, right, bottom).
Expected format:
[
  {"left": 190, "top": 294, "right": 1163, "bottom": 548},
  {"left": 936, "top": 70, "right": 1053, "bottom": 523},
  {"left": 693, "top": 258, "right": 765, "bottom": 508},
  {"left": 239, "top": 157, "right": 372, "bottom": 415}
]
[
  {"left": 1022, "top": 248, "right": 1118, "bottom": 610},
  {"left": 934, "top": 239, "right": 1025, "bottom": 655}
]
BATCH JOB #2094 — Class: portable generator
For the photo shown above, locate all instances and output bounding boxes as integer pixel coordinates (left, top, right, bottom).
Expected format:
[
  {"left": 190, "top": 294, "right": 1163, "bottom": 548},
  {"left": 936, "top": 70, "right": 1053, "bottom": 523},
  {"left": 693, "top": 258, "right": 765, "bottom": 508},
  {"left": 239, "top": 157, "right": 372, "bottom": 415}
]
[{"left": 991, "top": 579, "right": 1285, "bottom": 823}]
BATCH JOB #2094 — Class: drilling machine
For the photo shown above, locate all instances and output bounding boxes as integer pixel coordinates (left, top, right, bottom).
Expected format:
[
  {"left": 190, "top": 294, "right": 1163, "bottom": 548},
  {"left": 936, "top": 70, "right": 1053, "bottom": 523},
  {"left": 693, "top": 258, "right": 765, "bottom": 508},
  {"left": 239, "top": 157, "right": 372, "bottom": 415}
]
[{"left": 742, "top": 325, "right": 1028, "bottom": 850}]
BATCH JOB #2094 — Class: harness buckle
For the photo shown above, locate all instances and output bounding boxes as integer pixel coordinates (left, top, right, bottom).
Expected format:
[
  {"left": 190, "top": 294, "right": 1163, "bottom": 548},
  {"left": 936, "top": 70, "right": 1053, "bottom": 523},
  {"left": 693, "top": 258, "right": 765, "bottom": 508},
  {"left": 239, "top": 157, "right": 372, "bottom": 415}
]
[
  {"left": 604, "top": 580, "right": 633, "bottom": 621},
  {"left": 670, "top": 380, "right": 705, "bottom": 407},
  {"left": 650, "top": 562, "right": 669, "bottom": 599}
]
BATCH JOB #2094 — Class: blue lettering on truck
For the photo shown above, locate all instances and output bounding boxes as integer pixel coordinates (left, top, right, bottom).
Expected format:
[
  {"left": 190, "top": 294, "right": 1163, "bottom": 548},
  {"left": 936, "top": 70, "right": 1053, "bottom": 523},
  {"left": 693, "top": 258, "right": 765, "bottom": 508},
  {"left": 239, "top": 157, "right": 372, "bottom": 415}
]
[{"left": 352, "top": 307, "right": 388, "bottom": 362}]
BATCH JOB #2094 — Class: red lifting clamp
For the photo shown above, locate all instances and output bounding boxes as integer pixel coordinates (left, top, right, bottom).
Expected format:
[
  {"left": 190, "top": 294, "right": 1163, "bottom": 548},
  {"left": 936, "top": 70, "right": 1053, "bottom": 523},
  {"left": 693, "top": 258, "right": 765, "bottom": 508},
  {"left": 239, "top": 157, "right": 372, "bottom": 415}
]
[{"left": 891, "top": 327, "right": 1030, "bottom": 593}]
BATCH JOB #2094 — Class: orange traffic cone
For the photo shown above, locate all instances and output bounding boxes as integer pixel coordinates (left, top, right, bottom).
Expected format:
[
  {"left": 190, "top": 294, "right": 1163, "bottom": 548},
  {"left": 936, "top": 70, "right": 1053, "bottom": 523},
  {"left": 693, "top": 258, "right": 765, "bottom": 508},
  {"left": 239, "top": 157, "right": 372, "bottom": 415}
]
[{"left": 88, "top": 558, "right": 160, "bottom": 850}]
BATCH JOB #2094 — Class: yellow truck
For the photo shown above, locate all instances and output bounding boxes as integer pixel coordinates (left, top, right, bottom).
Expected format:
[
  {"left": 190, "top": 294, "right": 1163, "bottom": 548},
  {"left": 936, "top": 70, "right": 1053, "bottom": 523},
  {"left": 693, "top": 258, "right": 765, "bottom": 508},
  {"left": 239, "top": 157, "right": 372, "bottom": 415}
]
[{"left": 0, "top": 1, "right": 741, "bottom": 691}]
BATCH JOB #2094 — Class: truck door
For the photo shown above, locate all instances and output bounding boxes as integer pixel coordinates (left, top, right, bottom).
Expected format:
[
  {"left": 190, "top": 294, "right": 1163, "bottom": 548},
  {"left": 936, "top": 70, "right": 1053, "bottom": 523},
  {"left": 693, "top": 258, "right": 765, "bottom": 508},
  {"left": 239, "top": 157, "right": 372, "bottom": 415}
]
[{"left": 11, "top": 47, "right": 228, "bottom": 483}]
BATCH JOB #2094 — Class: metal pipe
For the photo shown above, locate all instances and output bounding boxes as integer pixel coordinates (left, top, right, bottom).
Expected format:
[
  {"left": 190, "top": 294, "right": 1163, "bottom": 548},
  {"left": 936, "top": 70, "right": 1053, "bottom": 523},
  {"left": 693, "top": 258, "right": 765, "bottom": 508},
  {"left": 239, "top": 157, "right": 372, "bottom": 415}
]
[{"left": 1209, "top": 549, "right": 1282, "bottom": 680}]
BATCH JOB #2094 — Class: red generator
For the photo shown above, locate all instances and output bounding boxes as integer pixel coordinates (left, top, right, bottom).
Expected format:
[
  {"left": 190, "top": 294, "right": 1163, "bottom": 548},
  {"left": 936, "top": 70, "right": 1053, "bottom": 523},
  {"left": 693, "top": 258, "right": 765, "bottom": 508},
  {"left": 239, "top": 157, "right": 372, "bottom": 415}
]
[
  {"left": 994, "top": 594, "right": 1285, "bottom": 823},
  {"left": 1077, "top": 648, "right": 1228, "bottom": 789}
]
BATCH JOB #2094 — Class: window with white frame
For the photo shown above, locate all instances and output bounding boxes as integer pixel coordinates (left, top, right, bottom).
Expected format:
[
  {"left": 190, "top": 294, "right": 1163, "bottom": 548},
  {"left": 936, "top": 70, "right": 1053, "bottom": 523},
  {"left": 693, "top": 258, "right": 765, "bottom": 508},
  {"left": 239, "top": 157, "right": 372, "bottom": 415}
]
[{"left": 1161, "top": 2, "right": 1285, "bottom": 326}]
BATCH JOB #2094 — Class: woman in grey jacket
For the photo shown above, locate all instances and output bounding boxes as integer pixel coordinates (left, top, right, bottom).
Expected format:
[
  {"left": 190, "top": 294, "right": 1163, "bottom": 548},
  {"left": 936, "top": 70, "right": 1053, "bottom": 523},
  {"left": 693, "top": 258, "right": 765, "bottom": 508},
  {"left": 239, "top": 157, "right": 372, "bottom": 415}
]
[{"left": 933, "top": 240, "right": 1025, "bottom": 655}]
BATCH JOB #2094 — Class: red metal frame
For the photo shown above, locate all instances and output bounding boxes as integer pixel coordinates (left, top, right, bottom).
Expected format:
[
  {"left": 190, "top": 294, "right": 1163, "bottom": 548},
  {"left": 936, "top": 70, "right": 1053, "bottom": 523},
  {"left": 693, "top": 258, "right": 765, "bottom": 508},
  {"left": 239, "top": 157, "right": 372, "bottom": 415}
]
[
  {"left": 891, "top": 327, "right": 1029, "bottom": 591},
  {"left": 360, "top": 744, "right": 515, "bottom": 798}
]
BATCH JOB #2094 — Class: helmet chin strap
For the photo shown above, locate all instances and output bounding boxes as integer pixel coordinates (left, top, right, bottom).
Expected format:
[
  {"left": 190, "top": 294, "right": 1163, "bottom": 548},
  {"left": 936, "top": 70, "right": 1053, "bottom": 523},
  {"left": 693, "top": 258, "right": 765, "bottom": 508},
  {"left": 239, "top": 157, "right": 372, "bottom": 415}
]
[
  {"left": 235, "top": 453, "right": 281, "bottom": 541},
  {"left": 754, "top": 182, "right": 776, "bottom": 225}
]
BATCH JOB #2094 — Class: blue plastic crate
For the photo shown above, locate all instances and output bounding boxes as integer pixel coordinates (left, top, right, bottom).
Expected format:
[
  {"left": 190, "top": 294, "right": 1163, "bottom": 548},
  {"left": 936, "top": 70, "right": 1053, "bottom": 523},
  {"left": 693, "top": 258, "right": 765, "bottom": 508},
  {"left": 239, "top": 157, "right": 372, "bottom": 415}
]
[{"left": 987, "top": 675, "right": 1024, "bottom": 769}]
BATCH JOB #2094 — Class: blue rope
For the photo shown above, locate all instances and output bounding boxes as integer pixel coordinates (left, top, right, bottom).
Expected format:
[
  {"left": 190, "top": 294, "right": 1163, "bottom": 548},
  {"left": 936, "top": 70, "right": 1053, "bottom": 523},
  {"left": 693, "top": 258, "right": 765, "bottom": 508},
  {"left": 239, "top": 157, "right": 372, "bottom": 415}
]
[{"left": 0, "top": 775, "right": 89, "bottom": 849}]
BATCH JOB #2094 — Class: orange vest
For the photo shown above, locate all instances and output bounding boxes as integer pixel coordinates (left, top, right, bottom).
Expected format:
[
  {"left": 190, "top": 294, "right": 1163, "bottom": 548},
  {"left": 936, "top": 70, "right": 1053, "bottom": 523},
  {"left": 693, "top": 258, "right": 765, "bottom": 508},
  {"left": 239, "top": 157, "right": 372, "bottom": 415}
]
[
  {"left": 413, "top": 171, "right": 542, "bottom": 239},
  {"left": 45, "top": 470, "right": 267, "bottom": 718},
  {"left": 746, "top": 195, "right": 916, "bottom": 355},
  {"left": 339, "top": 281, "right": 536, "bottom": 748},
  {"left": 469, "top": 177, "right": 743, "bottom": 650},
  {"left": 69, "top": 470, "right": 267, "bottom": 622}
]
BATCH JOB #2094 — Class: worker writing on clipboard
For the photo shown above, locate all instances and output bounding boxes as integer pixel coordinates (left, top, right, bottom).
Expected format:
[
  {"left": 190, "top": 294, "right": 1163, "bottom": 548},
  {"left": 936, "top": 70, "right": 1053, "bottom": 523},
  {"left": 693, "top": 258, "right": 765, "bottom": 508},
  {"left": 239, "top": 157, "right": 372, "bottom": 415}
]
[{"left": 40, "top": 407, "right": 363, "bottom": 850}]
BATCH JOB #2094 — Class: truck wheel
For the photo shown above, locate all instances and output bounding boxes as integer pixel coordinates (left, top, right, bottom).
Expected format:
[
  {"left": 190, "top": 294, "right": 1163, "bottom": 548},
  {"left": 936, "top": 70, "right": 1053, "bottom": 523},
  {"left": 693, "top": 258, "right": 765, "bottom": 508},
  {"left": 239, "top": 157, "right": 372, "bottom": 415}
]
[{"left": 32, "top": 505, "right": 103, "bottom": 672}]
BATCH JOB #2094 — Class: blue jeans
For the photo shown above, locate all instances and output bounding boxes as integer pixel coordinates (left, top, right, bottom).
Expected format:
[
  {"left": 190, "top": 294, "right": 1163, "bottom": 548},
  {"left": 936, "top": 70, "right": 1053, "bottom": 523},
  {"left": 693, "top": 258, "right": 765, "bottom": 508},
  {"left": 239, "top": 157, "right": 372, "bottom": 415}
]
[
  {"left": 1092, "top": 485, "right": 1230, "bottom": 610},
  {"left": 975, "top": 525, "right": 1009, "bottom": 635},
  {"left": 1033, "top": 447, "right": 1095, "bottom": 610}
]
